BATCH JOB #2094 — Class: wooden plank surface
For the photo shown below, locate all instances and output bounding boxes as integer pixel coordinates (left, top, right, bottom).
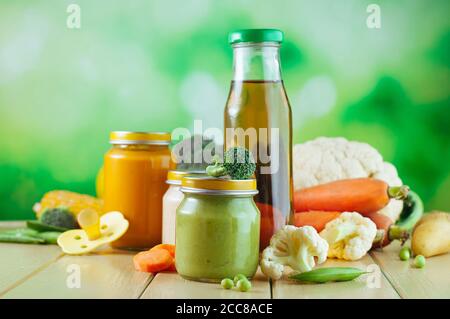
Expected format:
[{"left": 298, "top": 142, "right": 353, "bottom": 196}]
[
  {"left": 272, "top": 255, "right": 400, "bottom": 299},
  {"left": 371, "top": 241, "right": 450, "bottom": 299},
  {"left": 1, "top": 222, "right": 450, "bottom": 299},
  {"left": 0, "top": 243, "right": 63, "bottom": 296},
  {"left": 3, "top": 249, "right": 153, "bottom": 299},
  {"left": 141, "top": 268, "right": 270, "bottom": 299}
]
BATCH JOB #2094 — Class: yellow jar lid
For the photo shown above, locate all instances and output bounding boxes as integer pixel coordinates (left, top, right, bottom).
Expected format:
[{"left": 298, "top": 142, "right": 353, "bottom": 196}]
[
  {"left": 181, "top": 176, "right": 258, "bottom": 195},
  {"left": 109, "top": 131, "right": 171, "bottom": 145},
  {"left": 167, "top": 170, "right": 205, "bottom": 185}
]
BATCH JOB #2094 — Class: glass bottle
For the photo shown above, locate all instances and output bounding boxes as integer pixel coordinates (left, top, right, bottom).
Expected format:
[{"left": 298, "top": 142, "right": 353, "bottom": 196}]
[{"left": 224, "top": 29, "right": 294, "bottom": 250}]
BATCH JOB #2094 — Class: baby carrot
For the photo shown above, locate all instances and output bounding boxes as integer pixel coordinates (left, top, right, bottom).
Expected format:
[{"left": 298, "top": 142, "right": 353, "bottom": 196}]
[
  {"left": 150, "top": 244, "right": 175, "bottom": 258},
  {"left": 293, "top": 211, "right": 341, "bottom": 232},
  {"left": 133, "top": 249, "right": 174, "bottom": 273}
]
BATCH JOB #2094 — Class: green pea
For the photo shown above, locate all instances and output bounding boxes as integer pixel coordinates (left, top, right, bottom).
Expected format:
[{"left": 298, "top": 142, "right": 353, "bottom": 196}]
[
  {"left": 221, "top": 278, "right": 234, "bottom": 290},
  {"left": 414, "top": 255, "right": 426, "bottom": 268},
  {"left": 399, "top": 247, "right": 410, "bottom": 261},
  {"left": 233, "top": 274, "right": 247, "bottom": 284},
  {"left": 236, "top": 279, "right": 252, "bottom": 292}
]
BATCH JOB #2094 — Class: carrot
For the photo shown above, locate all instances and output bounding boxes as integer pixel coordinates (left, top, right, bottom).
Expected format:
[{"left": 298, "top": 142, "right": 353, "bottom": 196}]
[
  {"left": 150, "top": 244, "right": 175, "bottom": 258},
  {"left": 133, "top": 249, "right": 174, "bottom": 273},
  {"left": 294, "top": 178, "right": 409, "bottom": 215},
  {"left": 367, "top": 213, "right": 409, "bottom": 248},
  {"left": 293, "top": 211, "right": 341, "bottom": 232},
  {"left": 133, "top": 251, "right": 150, "bottom": 272},
  {"left": 256, "top": 202, "right": 285, "bottom": 250},
  {"left": 165, "top": 263, "right": 177, "bottom": 272}
]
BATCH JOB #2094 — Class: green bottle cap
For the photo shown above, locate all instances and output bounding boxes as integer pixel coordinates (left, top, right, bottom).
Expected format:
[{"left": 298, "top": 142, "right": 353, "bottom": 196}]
[{"left": 228, "top": 29, "right": 284, "bottom": 45}]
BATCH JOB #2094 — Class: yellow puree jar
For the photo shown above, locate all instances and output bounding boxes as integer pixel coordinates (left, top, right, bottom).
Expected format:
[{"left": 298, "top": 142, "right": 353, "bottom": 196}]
[
  {"left": 104, "top": 131, "right": 174, "bottom": 249},
  {"left": 175, "top": 176, "right": 260, "bottom": 282}
]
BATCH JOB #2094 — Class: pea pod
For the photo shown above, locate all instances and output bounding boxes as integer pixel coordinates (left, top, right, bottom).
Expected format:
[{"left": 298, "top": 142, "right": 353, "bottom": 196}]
[
  {"left": 0, "top": 231, "right": 45, "bottom": 244},
  {"left": 0, "top": 228, "right": 61, "bottom": 245},
  {"left": 1, "top": 228, "right": 40, "bottom": 237},
  {"left": 26, "top": 220, "right": 69, "bottom": 233},
  {"left": 289, "top": 267, "right": 367, "bottom": 283},
  {"left": 38, "top": 231, "right": 62, "bottom": 244},
  {"left": 396, "top": 191, "right": 423, "bottom": 230}
]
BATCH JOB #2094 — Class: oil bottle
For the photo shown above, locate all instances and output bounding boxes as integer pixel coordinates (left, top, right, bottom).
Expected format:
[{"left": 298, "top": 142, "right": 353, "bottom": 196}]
[{"left": 224, "top": 29, "right": 294, "bottom": 250}]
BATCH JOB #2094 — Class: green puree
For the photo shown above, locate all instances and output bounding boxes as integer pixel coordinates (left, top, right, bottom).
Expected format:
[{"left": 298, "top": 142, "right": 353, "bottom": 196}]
[{"left": 176, "top": 194, "right": 260, "bottom": 282}]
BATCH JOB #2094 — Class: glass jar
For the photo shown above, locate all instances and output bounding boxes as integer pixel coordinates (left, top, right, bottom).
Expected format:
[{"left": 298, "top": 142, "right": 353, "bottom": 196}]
[
  {"left": 162, "top": 170, "right": 204, "bottom": 245},
  {"left": 224, "top": 29, "right": 294, "bottom": 250},
  {"left": 175, "top": 176, "right": 260, "bottom": 282},
  {"left": 104, "top": 131, "right": 174, "bottom": 249}
]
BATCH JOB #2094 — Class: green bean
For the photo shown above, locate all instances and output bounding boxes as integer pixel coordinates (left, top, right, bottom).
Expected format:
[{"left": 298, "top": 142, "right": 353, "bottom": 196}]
[{"left": 289, "top": 267, "right": 367, "bottom": 283}]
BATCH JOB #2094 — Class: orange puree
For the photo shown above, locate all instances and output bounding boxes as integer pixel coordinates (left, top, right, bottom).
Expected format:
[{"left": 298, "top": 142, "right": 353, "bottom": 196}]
[{"left": 104, "top": 132, "right": 174, "bottom": 249}]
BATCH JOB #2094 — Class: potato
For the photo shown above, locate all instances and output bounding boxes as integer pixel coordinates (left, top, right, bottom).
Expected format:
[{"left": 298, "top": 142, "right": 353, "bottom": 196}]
[{"left": 411, "top": 211, "right": 450, "bottom": 257}]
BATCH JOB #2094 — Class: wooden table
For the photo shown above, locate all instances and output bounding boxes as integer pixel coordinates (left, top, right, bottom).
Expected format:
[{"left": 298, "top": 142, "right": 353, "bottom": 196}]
[{"left": 1, "top": 221, "right": 449, "bottom": 299}]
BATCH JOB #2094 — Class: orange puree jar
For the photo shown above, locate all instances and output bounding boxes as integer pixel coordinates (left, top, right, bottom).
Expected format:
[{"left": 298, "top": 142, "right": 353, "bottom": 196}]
[{"left": 104, "top": 131, "right": 174, "bottom": 249}]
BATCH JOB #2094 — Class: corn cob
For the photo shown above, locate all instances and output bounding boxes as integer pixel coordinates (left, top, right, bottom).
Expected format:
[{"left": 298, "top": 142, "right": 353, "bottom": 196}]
[{"left": 34, "top": 190, "right": 103, "bottom": 219}]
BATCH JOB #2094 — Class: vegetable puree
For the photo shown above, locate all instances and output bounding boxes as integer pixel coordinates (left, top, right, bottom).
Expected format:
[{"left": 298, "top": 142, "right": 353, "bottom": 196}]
[
  {"left": 175, "top": 177, "right": 260, "bottom": 282},
  {"left": 104, "top": 131, "right": 174, "bottom": 249}
]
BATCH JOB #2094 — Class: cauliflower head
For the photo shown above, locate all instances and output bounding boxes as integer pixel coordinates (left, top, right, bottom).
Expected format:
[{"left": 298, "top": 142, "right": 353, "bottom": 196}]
[
  {"left": 260, "top": 225, "right": 329, "bottom": 280},
  {"left": 293, "top": 137, "right": 403, "bottom": 221},
  {"left": 319, "top": 212, "right": 377, "bottom": 261}
]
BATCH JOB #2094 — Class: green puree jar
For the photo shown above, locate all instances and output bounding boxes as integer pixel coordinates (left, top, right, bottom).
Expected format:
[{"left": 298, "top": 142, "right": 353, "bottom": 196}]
[{"left": 175, "top": 176, "right": 260, "bottom": 282}]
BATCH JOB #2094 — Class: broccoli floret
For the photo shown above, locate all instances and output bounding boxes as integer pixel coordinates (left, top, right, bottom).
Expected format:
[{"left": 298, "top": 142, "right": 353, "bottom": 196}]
[
  {"left": 206, "top": 147, "right": 256, "bottom": 180},
  {"left": 40, "top": 207, "right": 78, "bottom": 229},
  {"left": 172, "top": 135, "right": 220, "bottom": 171}
]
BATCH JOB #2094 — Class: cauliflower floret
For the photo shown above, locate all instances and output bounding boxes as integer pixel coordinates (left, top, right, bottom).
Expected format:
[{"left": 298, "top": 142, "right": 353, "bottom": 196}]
[
  {"left": 319, "top": 212, "right": 377, "bottom": 261},
  {"left": 260, "top": 247, "right": 285, "bottom": 280},
  {"left": 260, "top": 225, "right": 329, "bottom": 280},
  {"left": 293, "top": 137, "right": 403, "bottom": 221}
]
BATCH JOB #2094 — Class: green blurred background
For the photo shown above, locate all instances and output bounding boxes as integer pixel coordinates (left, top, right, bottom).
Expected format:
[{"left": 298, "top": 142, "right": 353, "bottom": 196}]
[{"left": 0, "top": 0, "right": 449, "bottom": 220}]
